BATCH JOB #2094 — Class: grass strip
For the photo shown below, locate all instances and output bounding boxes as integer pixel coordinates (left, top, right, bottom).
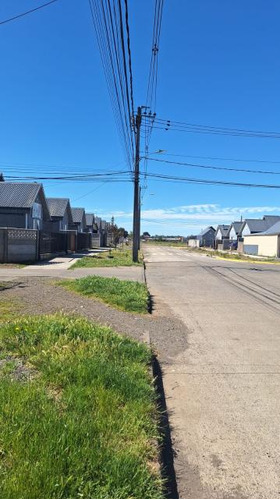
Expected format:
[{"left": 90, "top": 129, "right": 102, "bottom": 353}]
[
  {"left": 187, "top": 246, "right": 280, "bottom": 263},
  {"left": 0, "top": 314, "right": 163, "bottom": 499},
  {"left": 59, "top": 275, "right": 149, "bottom": 314},
  {"left": 70, "top": 249, "right": 142, "bottom": 269}
]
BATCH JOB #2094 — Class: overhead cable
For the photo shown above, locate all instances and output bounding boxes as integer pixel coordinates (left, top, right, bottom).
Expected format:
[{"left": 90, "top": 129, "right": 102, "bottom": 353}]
[{"left": 0, "top": 0, "right": 59, "bottom": 26}]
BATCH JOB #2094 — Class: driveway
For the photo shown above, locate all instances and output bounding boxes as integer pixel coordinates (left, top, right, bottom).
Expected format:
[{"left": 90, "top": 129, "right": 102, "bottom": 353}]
[{"left": 144, "top": 245, "right": 280, "bottom": 499}]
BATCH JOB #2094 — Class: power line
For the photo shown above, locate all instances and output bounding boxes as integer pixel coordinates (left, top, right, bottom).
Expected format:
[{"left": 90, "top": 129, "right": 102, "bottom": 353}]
[
  {"left": 143, "top": 171, "right": 280, "bottom": 189},
  {"left": 145, "top": 157, "right": 280, "bottom": 176},
  {"left": 0, "top": 0, "right": 59, "bottom": 26},
  {"left": 146, "top": 151, "right": 280, "bottom": 165},
  {"left": 88, "top": 0, "right": 135, "bottom": 171},
  {"left": 143, "top": 115, "right": 280, "bottom": 139},
  {"left": 143, "top": 0, "right": 165, "bottom": 193}
]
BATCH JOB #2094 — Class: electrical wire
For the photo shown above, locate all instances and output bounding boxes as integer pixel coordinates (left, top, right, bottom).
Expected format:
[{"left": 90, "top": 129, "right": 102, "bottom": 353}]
[
  {"left": 88, "top": 0, "right": 135, "bottom": 172},
  {"left": 143, "top": 171, "right": 280, "bottom": 189},
  {"left": 142, "top": 116, "right": 280, "bottom": 139},
  {"left": 145, "top": 157, "right": 280, "bottom": 176},
  {"left": 0, "top": 0, "right": 59, "bottom": 26},
  {"left": 146, "top": 151, "right": 280, "bottom": 165}
]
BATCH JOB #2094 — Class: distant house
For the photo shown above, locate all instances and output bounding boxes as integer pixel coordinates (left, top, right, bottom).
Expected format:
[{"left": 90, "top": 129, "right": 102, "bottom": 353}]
[
  {"left": 85, "top": 213, "right": 99, "bottom": 234},
  {"left": 228, "top": 221, "right": 243, "bottom": 241},
  {"left": 0, "top": 182, "right": 50, "bottom": 230},
  {"left": 70, "top": 208, "right": 86, "bottom": 233},
  {"left": 240, "top": 216, "right": 280, "bottom": 238},
  {"left": 243, "top": 220, "right": 280, "bottom": 257},
  {"left": 215, "top": 225, "right": 230, "bottom": 241},
  {"left": 197, "top": 226, "right": 215, "bottom": 247},
  {"left": 46, "top": 198, "right": 73, "bottom": 232},
  {"left": 188, "top": 226, "right": 215, "bottom": 248}
]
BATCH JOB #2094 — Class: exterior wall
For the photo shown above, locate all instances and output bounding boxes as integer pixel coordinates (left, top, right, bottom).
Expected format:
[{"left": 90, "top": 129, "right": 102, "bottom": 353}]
[
  {"left": 243, "top": 234, "right": 279, "bottom": 257},
  {"left": 242, "top": 223, "right": 251, "bottom": 237},
  {"left": 0, "top": 228, "right": 38, "bottom": 262},
  {"left": 229, "top": 227, "right": 237, "bottom": 240},
  {"left": 0, "top": 208, "right": 28, "bottom": 228},
  {"left": 188, "top": 239, "right": 199, "bottom": 248},
  {"left": 216, "top": 229, "right": 222, "bottom": 240}
]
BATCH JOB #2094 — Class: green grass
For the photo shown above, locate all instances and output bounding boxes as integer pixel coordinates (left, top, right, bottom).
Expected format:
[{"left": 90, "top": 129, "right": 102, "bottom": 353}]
[
  {"left": 71, "top": 249, "right": 142, "bottom": 269},
  {"left": 0, "top": 314, "right": 163, "bottom": 499},
  {"left": 59, "top": 276, "right": 149, "bottom": 314}
]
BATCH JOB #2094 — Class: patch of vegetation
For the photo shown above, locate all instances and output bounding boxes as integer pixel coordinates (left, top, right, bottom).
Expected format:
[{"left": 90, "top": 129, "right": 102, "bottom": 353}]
[
  {"left": 71, "top": 249, "right": 142, "bottom": 269},
  {"left": 143, "top": 240, "right": 186, "bottom": 247},
  {"left": 59, "top": 276, "right": 149, "bottom": 314},
  {"left": 187, "top": 247, "right": 280, "bottom": 263},
  {"left": 0, "top": 298, "right": 22, "bottom": 322},
  {"left": 0, "top": 263, "right": 26, "bottom": 268},
  {"left": 0, "top": 314, "right": 163, "bottom": 499}
]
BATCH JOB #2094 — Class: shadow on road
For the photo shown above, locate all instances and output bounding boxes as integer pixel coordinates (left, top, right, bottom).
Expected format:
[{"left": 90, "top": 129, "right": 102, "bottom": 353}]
[{"left": 152, "top": 356, "right": 179, "bottom": 499}]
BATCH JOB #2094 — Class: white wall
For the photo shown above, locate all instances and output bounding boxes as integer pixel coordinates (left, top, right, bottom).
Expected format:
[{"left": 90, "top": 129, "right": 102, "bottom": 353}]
[
  {"left": 229, "top": 227, "right": 236, "bottom": 240},
  {"left": 243, "top": 234, "right": 279, "bottom": 257},
  {"left": 188, "top": 239, "right": 200, "bottom": 248}
]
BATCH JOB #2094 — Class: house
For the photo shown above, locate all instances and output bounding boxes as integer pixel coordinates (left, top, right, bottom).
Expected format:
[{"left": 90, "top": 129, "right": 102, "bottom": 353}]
[
  {"left": 215, "top": 225, "right": 230, "bottom": 241},
  {"left": 85, "top": 213, "right": 95, "bottom": 233},
  {"left": 243, "top": 220, "right": 280, "bottom": 257},
  {"left": 228, "top": 221, "right": 243, "bottom": 241},
  {"left": 198, "top": 226, "right": 216, "bottom": 247},
  {"left": 0, "top": 182, "right": 50, "bottom": 229},
  {"left": 70, "top": 208, "right": 86, "bottom": 233},
  {"left": 239, "top": 215, "right": 280, "bottom": 238},
  {"left": 188, "top": 226, "right": 215, "bottom": 248},
  {"left": 46, "top": 198, "right": 73, "bottom": 232}
]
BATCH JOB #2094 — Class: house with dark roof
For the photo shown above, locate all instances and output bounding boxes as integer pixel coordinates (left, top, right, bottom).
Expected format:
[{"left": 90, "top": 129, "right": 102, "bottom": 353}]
[
  {"left": 239, "top": 215, "right": 280, "bottom": 238},
  {"left": 243, "top": 220, "right": 280, "bottom": 257},
  {"left": 215, "top": 225, "right": 230, "bottom": 241},
  {"left": 70, "top": 207, "right": 86, "bottom": 232},
  {"left": 85, "top": 213, "right": 98, "bottom": 234},
  {"left": 0, "top": 182, "right": 50, "bottom": 230},
  {"left": 46, "top": 198, "right": 73, "bottom": 232},
  {"left": 228, "top": 221, "right": 243, "bottom": 241},
  {"left": 188, "top": 226, "right": 215, "bottom": 248}
]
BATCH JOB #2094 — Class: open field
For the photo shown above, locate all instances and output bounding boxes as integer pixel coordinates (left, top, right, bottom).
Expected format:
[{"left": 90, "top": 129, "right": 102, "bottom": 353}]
[{"left": 0, "top": 314, "right": 162, "bottom": 499}]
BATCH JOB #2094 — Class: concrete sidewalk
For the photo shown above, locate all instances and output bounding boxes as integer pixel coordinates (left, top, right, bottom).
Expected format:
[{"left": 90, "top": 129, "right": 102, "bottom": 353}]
[{"left": 0, "top": 251, "right": 145, "bottom": 282}]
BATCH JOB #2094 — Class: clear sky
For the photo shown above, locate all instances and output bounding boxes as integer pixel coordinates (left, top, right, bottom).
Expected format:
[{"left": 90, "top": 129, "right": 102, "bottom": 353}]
[{"left": 1, "top": 0, "right": 280, "bottom": 235}]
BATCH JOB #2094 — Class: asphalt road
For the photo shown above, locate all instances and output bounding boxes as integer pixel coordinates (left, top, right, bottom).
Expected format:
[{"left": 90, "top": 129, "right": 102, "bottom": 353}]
[{"left": 144, "top": 246, "right": 280, "bottom": 499}]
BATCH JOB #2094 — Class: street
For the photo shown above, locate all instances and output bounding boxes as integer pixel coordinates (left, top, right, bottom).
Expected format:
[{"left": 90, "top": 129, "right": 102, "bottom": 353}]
[{"left": 144, "top": 245, "right": 280, "bottom": 499}]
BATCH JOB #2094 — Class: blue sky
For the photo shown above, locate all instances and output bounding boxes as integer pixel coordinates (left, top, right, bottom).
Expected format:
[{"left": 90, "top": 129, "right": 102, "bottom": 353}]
[{"left": 1, "top": 0, "right": 280, "bottom": 235}]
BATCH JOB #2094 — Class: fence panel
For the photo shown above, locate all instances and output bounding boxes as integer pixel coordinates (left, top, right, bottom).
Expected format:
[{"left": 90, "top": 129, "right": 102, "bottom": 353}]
[{"left": 77, "top": 233, "right": 91, "bottom": 251}]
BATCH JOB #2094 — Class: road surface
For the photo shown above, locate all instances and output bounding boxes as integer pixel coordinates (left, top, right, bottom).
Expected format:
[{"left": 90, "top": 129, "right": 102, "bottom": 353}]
[{"left": 144, "top": 245, "right": 280, "bottom": 499}]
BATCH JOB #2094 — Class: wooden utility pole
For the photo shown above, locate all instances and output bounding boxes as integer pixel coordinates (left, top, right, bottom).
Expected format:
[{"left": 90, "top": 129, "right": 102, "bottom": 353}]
[{"left": 132, "top": 106, "right": 142, "bottom": 262}]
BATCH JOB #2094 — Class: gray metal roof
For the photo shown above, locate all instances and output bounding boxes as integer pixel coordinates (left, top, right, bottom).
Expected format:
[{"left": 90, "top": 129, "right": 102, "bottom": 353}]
[
  {"left": 259, "top": 221, "right": 280, "bottom": 235},
  {"left": 216, "top": 224, "right": 230, "bottom": 237},
  {"left": 231, "top": 221, "right": 243, "bottom": 234},
  {"left": 198, "top": 226, "right": 215, "bottom": 237},
  {"left": 263, "top": 215, "right": 280, "bottom": 224},
  {"left": 71, "top": 207, "right": 85, "bottom": 224},
  {"left": 47, "top": 198, "right": 70, "bottom": 218},
  {"left": 85, "top": 213, "right": 94, "bottom": 226},
  {"left": 241, "top": 219, "right": 267, "bottom": 234},
  {"left": 0, "top": 182, "right": 42, "bottom": 208}
]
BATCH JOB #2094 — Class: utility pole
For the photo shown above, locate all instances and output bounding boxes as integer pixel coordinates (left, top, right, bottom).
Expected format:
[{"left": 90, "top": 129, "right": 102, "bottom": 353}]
[{"left": 132, "top": 106, "right": 142, "bottom": 262}]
